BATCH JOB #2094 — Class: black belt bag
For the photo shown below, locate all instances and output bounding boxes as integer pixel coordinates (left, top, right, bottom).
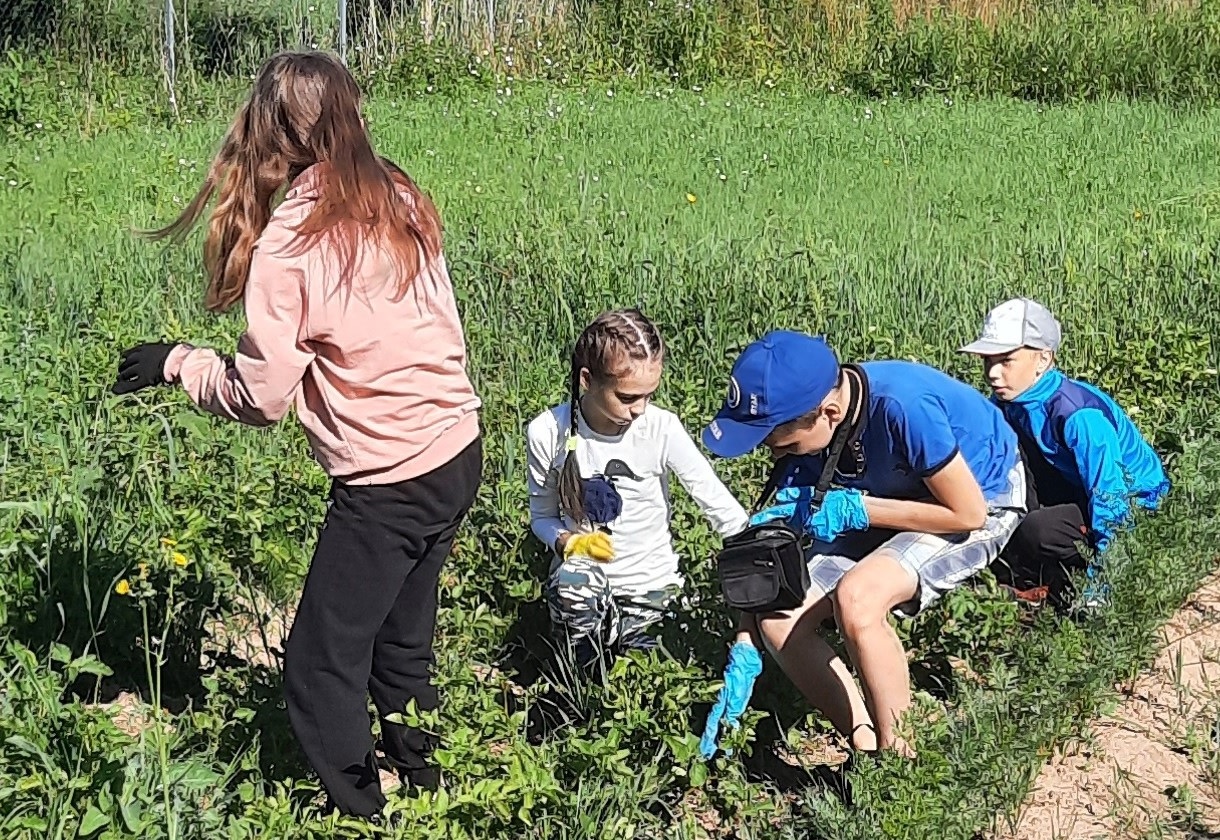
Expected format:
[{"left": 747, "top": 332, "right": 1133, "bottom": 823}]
[
  {"left": 715, "top": 521, "right": 809, "bottom": 612},
  {"left": 713, "top": 364, "right": 869, "bottom": 614}
]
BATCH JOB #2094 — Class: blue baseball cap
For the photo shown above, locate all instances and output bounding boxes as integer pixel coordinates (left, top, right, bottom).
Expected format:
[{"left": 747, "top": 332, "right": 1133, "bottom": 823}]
[{"left": 702, "top": 331, "right": 841, "bottom": 458}]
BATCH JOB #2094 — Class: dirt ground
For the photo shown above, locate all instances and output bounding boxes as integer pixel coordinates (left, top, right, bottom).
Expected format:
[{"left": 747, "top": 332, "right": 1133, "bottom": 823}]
[{"left": 989, "top": 571, "right": 1220, "bottom": 840}]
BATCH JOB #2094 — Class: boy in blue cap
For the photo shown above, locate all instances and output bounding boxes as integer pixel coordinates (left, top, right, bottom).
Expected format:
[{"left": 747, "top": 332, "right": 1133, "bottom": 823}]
[
  {"left": 959, "top": 298, "right": 1170, "bottom": 608},
  {"left": 698, "top": 331, "right": 1026, "bottom": 758}
]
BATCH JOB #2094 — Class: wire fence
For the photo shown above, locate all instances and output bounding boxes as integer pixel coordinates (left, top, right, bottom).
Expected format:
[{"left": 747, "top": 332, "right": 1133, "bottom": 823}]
[
  {"left": 2, "top": 0, "right": 570, "bottom": 112},
  {"left": 154, "top": 0, "right": 341, "bottom": 115}
]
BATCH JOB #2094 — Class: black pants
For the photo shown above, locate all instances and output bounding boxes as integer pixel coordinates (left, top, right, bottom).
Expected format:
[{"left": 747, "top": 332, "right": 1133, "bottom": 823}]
[
  {"left": 283, "top": 437, "right": 482, "bottom": 818},
  {"left": 998, "top": 503, "right": 1089, "bottom": 591},
  {"left": 993, "top": 440, "right": 1091, "bottom": 601}
]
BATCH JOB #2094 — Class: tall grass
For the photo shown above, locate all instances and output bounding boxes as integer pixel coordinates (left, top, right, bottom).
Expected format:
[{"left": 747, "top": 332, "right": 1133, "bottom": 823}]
[{"left": 4, "top": 0, "right": 1220, "bottom": 104}]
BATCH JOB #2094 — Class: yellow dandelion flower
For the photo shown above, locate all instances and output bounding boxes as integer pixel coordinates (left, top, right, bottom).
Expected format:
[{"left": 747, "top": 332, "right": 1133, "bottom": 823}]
[
  {"left": 160, "top": 537, "right": 177, "bottom": 548},
  {"left": 172, "top": 552, "right": 189, "bottom": 568},
  {"left": 686, "top": 193, "right": 697, "bottom": 204},
  {"left": 1133, "top": 208, "right": 1144, "bottom": 220},
  {"left": 115, "top": 579, "right": 131, "bottom": 596}
]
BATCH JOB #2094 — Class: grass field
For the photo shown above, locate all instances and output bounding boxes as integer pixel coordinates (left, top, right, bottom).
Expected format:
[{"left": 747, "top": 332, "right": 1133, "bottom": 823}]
[{"left": 2, "top": 83, "right": 1220, "bottom": 839}]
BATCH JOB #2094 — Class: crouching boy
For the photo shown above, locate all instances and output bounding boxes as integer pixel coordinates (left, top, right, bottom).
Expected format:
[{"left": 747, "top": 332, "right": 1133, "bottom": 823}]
[
  {"left": 959, "top": 297, "right": 1170, "bottom": 608},
  {"left": 699, "top": 331, "right": 1026, "bottom": 756}
]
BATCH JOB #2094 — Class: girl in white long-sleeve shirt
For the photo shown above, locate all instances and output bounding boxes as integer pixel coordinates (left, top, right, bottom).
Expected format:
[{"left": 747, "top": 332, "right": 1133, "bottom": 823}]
[{"left": 526, "top": 309, "right": 748, "bottom": 665}]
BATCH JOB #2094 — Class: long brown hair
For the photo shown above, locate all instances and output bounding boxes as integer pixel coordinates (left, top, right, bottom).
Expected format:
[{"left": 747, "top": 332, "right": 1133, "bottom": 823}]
[
  {"left": 143, "top": 50, "right": 442, "bottom": 312},
  {"left": 558, "top": 309, "right": 665, "bottom": 524}
]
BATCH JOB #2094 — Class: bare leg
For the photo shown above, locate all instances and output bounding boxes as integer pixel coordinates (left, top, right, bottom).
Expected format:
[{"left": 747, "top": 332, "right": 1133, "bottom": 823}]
[
  {"left": 757, "top": 590, "right": 877, "bottom": 752},
  {"left": 833, "top": 552, "right": 919, "bottom": 755}
]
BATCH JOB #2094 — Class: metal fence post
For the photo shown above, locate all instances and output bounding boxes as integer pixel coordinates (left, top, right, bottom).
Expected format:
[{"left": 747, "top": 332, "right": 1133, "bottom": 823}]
[
  {"left": 164, "top": 0, "right": 179, "bottom": 116},
  {"left": 339, "top": 0, "right": 348, "bottom": 63}
]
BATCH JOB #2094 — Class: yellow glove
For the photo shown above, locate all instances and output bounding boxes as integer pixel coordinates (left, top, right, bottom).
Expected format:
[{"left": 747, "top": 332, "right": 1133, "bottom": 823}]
[{"left": 564, "top": 532, "right": 614, "bottom": 563}]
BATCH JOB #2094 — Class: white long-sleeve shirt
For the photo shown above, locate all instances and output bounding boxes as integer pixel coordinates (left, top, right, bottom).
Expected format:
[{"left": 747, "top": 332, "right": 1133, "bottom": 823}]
[{"left": 527, "top": 402, "right": 750, "bottom": 594}]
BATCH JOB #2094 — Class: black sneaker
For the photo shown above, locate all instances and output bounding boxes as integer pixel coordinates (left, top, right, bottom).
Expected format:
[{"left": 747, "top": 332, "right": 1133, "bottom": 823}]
[{"left": 402, "top": 766, "right": 440, "bottom": 796}]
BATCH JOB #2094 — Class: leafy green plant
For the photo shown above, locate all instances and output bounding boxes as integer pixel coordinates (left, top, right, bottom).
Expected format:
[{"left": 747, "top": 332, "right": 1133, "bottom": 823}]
[{"left": 1, "top": 81, "right": 1219, "bottom": 840}]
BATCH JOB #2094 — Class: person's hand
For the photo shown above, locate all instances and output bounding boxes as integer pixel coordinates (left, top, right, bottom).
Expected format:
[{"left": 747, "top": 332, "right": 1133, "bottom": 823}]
[
  {"left": 563, "top": 531, "right": 614, "bottom": 563},
  {"left": 749, "top": 486, "right": 869, "bottom": 542},
  {"left": 699, "top": 641, "right": 764, "bottom": 759},
  {"left": 111, "top": 343, "right": 177, "bottom": 396},
  {"left": 749, "top": 485, "right": 814, "bottom": 528},
  {"left": 807, "top": 488, "right": 870, "bottom": 542},
  {"left": 1093, "top": 531, "right": 1111, "bottom": 554}
]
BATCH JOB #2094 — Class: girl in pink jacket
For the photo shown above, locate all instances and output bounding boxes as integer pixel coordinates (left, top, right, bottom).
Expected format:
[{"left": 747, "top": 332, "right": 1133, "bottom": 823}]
[{"left": 111, "top": 51, "right": 482, "bottom": 820}]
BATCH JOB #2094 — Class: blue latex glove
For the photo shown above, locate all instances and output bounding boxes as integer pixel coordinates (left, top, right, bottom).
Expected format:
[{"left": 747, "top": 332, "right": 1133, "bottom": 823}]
[
  {"left": 749, "top": 485, "right": 814, "bottom": 528},
  {"left": 699, "top": 641, "right": 764, "bottom": 759},
  {"left": 749, "top": 487, "right": 870, "bottom": 543}
]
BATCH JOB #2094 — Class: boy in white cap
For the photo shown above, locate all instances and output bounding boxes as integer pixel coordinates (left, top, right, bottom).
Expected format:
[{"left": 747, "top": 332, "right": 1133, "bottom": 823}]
[{"left": 959, "top": 298, "right": 1170, "bottom": 608}]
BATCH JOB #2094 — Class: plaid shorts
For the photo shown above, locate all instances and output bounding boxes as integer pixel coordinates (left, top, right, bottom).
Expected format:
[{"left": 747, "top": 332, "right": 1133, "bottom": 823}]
[{"left": 805, "top": 458, "right": 1027, "bottom": 618}]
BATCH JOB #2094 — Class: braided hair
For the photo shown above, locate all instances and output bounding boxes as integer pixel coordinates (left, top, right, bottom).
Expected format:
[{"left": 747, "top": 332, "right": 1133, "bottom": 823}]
[{"left": 558, "top": 308, "right": 665, "bottom": 524}]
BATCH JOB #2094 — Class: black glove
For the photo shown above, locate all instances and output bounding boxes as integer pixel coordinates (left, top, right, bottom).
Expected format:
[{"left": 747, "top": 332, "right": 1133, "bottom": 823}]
[{"left": 111, "top": 343, "right": 177, "bottom": 396}]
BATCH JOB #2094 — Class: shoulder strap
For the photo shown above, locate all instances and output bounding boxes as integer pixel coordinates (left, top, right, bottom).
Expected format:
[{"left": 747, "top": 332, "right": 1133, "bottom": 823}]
[
  {"left": 810, "top": 363, "right": 869, "bottom": 505},
  {"left": 749, "top": 363, "right": 870, "bottom": 514},
  {"left": 751, "top": 455, "right": 794, "bottom": 514}
]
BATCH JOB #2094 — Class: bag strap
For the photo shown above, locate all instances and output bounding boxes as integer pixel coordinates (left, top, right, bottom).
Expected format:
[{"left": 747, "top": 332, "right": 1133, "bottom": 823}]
[
  {"left": 811, "top": 363, "right": 869, "bottom": 506},
  {"left": 749, "top": 363, "right": 870, "bottom": 515},
  {"left": 751, "top": 456, "right": 794, "bottom": 514}
]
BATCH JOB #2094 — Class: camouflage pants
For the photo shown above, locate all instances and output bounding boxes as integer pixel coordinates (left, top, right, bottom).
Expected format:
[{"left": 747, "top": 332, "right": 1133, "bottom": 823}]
[{"left": 545, "top": 556, "right": 676, "bottom": 652}]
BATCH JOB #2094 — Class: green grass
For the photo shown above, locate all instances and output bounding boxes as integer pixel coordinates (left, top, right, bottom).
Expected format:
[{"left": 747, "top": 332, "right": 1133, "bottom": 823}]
[{"left": 1, "top": 83, "right": 1219, "bottom": 839}]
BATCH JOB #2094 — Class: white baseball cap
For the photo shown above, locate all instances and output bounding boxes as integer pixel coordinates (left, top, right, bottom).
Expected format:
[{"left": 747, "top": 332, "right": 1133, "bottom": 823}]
[{"left": 959, "top": 297, "right": 1062, "bottom": 356}]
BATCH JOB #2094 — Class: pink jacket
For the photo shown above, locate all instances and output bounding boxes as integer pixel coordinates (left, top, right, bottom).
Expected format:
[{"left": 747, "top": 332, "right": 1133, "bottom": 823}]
[{"left": 164, "top": 165, "right": 481, "bottom": 485}]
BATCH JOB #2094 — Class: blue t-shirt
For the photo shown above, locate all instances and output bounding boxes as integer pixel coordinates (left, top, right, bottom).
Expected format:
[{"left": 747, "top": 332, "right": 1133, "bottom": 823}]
[{"left": 779, "top": 361, "right": 1019, "bottom": 503}]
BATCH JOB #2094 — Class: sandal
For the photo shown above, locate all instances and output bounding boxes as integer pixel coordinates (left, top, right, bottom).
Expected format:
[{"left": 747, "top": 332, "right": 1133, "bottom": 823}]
[
  {"left": 848, "top": 723, "right": 880, "bottom": 758},
  {"left": 999, "top": 583, "right": 1050, "bottom": 607}
]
